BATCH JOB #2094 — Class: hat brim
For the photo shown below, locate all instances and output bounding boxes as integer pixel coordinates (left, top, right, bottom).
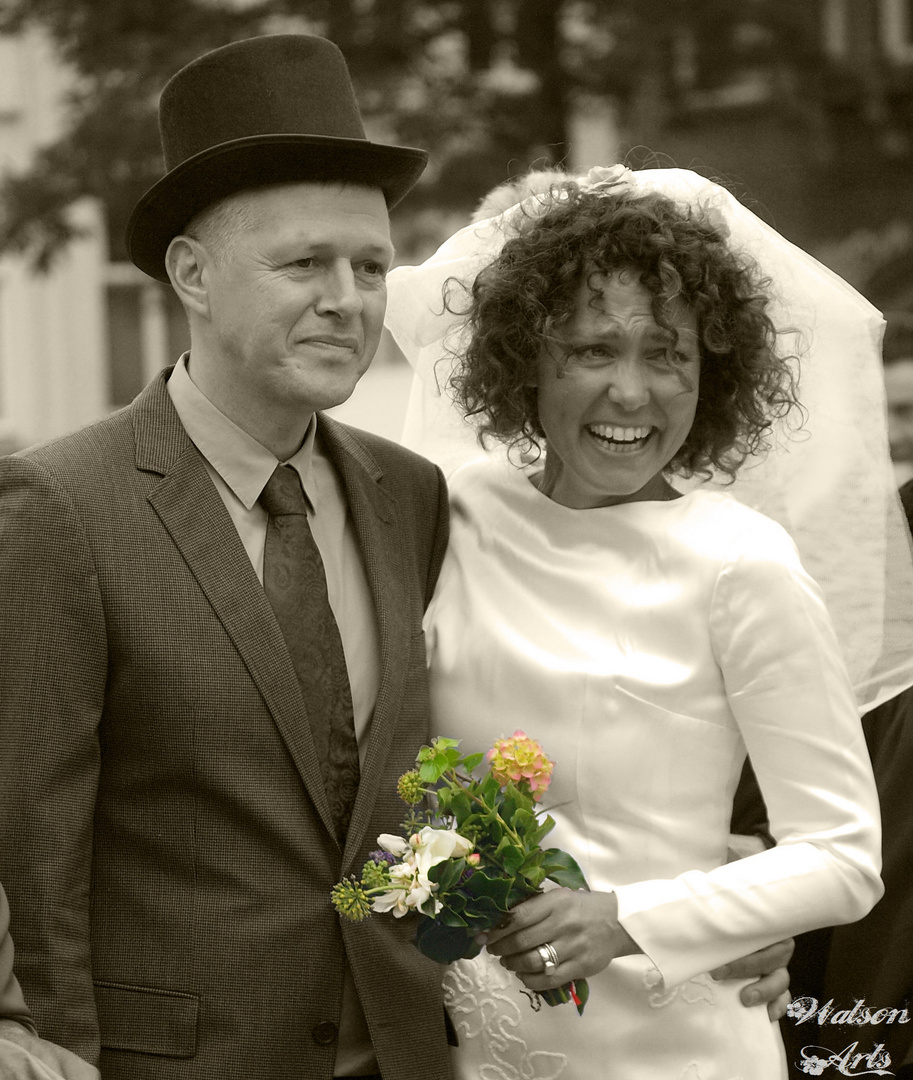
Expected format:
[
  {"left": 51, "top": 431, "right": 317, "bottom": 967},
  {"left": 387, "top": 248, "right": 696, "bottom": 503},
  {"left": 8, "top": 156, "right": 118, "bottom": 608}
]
[{"left": 126, "top": 133, "right": 428, "bottom": 282}]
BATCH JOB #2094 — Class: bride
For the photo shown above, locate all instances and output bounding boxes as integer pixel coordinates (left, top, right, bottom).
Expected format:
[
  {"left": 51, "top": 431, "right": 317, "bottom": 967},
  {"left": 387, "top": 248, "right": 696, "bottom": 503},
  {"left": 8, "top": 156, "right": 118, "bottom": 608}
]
[{"left": 385, "top": 166, "right": 913, "bottom": 1078}]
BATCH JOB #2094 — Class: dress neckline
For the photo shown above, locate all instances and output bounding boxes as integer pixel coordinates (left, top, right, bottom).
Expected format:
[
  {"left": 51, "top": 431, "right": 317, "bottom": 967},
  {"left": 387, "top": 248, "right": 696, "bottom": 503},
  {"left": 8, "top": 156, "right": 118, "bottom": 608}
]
[{"left": 514, "top": 462, "right": 696, "bottom": 516}]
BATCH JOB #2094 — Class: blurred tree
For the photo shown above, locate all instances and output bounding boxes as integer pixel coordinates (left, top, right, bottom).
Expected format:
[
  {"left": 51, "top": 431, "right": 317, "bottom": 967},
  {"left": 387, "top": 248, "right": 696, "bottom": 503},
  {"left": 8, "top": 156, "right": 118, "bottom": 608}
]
[
  {"left": 0, "top": 0, "right": 880, "bottom": 270},
  {"left": 0, "top": 0, "right": 282, "bottom": 266}
]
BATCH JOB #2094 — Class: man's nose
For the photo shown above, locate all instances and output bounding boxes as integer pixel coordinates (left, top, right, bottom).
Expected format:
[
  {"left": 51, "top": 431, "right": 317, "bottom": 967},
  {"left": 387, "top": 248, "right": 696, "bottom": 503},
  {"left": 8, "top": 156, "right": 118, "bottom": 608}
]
[
  {"left": 605, "top": 358, "right": 650, "bottom": 409},
  {"left": 315, "top": 262, "right": 363, "bottom": 318}
]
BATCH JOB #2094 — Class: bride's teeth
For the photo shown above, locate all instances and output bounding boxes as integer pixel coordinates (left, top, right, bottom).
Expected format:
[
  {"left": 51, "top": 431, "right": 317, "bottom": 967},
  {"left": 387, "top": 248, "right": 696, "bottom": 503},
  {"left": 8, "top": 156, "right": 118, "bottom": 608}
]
[{"left": 591, "top": 424, "right": 651, "bottom": 442}]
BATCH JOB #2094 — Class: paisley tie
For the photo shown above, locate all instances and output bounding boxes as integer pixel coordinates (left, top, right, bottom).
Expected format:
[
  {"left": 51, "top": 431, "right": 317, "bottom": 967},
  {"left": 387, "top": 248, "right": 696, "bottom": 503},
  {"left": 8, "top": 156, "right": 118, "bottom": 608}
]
[{"left": 260, "top": 464, "right": 359, "bottom": 841}]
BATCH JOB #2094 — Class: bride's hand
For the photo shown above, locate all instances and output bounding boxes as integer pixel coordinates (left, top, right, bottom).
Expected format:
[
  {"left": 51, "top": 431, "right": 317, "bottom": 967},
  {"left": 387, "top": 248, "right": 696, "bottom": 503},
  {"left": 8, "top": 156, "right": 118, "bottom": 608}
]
[{"left": 479, "top": 889, "right": 642, "bottom": 991}]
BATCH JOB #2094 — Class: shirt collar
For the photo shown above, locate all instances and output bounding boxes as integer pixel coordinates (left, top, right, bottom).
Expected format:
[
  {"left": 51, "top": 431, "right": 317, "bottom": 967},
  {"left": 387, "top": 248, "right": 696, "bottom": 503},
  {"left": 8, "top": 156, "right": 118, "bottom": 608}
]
[{"left": 166, "top": 354, "right": 317, "bottom": 510}]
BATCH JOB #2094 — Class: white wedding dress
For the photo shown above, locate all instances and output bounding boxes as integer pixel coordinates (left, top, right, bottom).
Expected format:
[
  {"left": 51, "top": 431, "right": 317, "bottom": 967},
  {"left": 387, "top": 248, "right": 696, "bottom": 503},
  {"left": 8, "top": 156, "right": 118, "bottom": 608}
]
[{"left": 425, "top": 457, "right": 882, "bottom": 1080}]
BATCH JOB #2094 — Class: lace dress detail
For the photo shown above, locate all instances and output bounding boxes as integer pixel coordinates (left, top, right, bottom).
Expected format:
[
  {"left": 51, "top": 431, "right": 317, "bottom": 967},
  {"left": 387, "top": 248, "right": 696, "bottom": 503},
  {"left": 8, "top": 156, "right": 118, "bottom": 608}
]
[
  {"left": 644, "top": 968, "right": 718, "bottom": 1010},
  {"left": 444, "top": 959, "right": 568, "bottom": 1080}
]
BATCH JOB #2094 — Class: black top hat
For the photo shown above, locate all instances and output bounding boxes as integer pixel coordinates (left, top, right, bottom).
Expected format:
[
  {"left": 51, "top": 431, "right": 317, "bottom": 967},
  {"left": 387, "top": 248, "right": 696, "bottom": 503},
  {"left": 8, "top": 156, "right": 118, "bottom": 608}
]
[{"left": 126, "top": 34, "right": 428, "bottom": 282}]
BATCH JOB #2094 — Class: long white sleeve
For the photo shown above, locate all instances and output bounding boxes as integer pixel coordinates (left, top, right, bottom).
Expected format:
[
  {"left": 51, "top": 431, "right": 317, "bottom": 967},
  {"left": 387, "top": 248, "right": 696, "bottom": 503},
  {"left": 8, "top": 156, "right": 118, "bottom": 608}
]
[{"left": 615, "top": 518, "right": 882, "bottom": 986}]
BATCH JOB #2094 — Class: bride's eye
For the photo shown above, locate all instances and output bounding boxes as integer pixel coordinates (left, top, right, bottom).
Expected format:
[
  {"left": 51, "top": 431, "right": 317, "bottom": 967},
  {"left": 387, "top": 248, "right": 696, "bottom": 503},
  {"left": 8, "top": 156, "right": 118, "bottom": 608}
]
[{"left": 569, "top": 345, "right": 612, "bottom": 367}]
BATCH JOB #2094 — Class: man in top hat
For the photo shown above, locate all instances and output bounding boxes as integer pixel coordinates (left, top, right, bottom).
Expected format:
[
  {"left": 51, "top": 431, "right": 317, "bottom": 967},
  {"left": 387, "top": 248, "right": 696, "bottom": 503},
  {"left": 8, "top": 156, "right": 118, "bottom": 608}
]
[{"left": 0, "top": 34, "right": 452, "bottom": 1080}]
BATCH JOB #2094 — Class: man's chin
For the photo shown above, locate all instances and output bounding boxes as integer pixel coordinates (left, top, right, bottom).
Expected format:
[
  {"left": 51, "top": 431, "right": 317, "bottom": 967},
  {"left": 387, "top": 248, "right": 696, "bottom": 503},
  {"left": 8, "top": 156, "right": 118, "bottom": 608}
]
[{"left": 283, "top": 368, "right": 370, "bottom": 414}]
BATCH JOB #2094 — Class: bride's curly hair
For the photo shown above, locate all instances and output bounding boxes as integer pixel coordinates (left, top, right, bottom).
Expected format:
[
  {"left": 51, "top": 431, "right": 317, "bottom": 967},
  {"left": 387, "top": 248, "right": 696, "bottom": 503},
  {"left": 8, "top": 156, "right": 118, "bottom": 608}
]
[{"left": 447, "top": 182, "right": 801, "bottom": 481}]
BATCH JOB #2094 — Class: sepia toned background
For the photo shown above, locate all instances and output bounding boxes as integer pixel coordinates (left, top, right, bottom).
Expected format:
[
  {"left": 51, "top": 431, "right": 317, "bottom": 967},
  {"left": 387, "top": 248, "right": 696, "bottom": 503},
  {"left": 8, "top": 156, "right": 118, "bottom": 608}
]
[
  {"left": 1, "top": 0, "right": 913, "bottom": 453},
  {"left": 1, "top": 6, "right": 912, "bottom": 1073}
]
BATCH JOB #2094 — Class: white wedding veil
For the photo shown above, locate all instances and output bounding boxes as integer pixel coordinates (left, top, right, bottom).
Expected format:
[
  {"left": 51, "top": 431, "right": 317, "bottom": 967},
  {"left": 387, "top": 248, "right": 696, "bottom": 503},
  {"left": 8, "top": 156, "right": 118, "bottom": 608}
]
[{"left": 385, "top": 165, "right": 913, "bottom": 712}]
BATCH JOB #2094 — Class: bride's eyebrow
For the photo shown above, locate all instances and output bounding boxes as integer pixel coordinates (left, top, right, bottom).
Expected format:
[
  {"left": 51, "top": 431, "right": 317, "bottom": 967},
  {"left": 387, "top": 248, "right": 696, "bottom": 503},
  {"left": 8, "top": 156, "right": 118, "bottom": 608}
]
[{"left": 578, "top": 322, "right": 676, "bottom": 344}]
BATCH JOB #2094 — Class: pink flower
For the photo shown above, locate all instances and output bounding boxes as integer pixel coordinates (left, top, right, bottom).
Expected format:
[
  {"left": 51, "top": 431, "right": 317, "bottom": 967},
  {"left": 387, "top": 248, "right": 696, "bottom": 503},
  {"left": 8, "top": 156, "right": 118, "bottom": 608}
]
[{"left": 486, "top": 730, "right": 554, "bottom": 801}]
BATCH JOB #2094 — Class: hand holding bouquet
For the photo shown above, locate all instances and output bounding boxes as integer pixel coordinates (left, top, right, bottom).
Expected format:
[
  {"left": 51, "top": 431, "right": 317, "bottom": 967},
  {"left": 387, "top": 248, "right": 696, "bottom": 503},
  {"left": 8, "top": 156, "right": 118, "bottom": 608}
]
[{"left": 332, "top": 731, "right": 590, "bottom": 1014}]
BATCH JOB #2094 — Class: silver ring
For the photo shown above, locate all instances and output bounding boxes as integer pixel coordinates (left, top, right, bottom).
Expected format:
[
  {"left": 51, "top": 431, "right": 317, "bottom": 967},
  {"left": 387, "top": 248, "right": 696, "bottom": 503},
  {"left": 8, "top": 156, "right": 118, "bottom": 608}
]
[{"left": 536, "top": 941, "right": 559, "bottom": 973}]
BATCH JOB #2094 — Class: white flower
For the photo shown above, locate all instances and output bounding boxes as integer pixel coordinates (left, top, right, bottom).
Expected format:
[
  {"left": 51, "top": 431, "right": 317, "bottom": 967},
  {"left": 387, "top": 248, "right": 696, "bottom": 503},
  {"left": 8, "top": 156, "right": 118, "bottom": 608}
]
[
  {"left": 404, "top": 872, "right": 439, "bottom": 913},
  {"left": 376, "top": 833, "right": 411, "bottom": 858},
  {"left": 368, "top": 828, "right": 471, "bottom": 920},
  {"left": 411, "top": 827, "right": 474, "bottom": 877},
  {"left": 578, "top": 164, "right": 634, "bottom": 196},
  {"left": 372, "top": 887, "right": 410, "bottom": 917},
  {"left": 372, "top": 863, "right": 413, "bottom": 917},
  {"left": 371, "top": 861, "right": 442, "bottom": 918}
]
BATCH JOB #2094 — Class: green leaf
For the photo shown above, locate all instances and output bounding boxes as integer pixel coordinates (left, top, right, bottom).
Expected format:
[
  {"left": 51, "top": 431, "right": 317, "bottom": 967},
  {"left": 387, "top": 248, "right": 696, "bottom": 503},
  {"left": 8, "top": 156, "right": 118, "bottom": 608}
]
[
  {"left": 461, "top": 752, "right": 485, "bottom": 774},
  {"left": 449, "top": 790, "right": 473, "bottom": 825},
  {"left": 506, "top": 882, "right": 537, "bottom": 908},
  {"left": 538, "top": 978, "right": 590, "bottom": 1016},
  {"left": 528, "top": 815, "right": 556, "bottom": 847},
  {"left": 462, "top": 870, "right": 512, "bottom": 909},
  {"left": 518, "top": 849, "right": 545, "bottom": 876},
  {"left": 511, "top": 807, "right": 537, "bottom": 837},
  {"left": 539, "top": 984, "right": 570, "bottom": 1007},
  {"left": 414, "top": 918, "right": 481, "bottom": 964},
  {"left": 573, "top": 977, "right": 590, "bottom": 1015},
  {"left": 419, "top": 738, "right": 459, "bottom": 764},
  {"left": 430, "top": 857, "right": 465, "bottom": 893},
  {"left": 480, "top": 773, "right": 502, "bottom": 804},
  {"left": 482, "top": 816, "right": 503, "bottom": 845},
  {"left": 494, "top": 836, "right": 525, "bottom": 876},
  {"left": 520, "top": 865, "right": 547, "bottom": 890},
  {"left": 542, "top": 848, "right": 590, "bottom": 891},
  {"left": 461, "top": 895, "right": 504, "bottom": 929},
  {"left": 518, "top": 849, "right": 549, "bottom": 889},
  {"left": 434, "top": 787, "right": 452, "bottom": 812},
  {"left": 499, "top": 784, "right": 523, "bottom": 824},
  {"left": 419, "top": 760, "right": 443, "bottom": 783},
  {"left": 436, "top": 906, "right": 469, "bottom": 928}
]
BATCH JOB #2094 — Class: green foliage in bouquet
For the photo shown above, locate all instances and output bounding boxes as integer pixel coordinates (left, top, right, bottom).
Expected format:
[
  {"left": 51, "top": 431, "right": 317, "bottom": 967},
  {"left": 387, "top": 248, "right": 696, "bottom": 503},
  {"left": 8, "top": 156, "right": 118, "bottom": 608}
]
[{"left": 332, "top": 731, "right": 591, "bottom": 1014}]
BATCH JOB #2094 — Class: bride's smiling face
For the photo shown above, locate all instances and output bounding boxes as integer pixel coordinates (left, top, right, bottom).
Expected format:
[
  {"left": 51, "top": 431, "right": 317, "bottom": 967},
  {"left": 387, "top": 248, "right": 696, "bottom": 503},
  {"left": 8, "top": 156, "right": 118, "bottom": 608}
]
[{"left": 534, "top": 269, "right": 701, "bottom": 509}]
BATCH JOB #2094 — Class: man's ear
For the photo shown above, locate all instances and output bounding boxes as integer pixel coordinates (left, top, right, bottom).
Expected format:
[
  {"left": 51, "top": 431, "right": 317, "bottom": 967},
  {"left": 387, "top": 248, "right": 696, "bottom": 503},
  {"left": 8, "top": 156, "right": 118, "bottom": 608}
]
[{"left": 166, "top": 235, "right": 211, "bottom": 318}]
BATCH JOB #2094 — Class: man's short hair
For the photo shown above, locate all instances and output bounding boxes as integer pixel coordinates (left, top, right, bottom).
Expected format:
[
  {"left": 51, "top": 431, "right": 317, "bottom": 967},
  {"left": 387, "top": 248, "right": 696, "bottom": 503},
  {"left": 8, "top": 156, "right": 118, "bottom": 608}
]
[{"left": 184, "top": 190, "right": 259, "bottom": 266}]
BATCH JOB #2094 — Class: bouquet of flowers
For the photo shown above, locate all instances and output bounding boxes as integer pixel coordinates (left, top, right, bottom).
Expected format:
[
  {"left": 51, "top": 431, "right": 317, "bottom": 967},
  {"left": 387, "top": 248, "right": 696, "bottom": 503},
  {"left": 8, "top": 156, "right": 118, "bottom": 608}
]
[{"left": 331, "top": 730, "right": 590, "bottom": 1014}]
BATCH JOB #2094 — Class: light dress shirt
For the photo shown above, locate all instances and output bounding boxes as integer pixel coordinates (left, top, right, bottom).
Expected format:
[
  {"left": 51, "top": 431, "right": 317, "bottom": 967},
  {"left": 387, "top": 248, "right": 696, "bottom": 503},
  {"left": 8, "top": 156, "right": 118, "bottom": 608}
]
[{"left": 167, "top": 356, "right": 379, "bottom": 1077}]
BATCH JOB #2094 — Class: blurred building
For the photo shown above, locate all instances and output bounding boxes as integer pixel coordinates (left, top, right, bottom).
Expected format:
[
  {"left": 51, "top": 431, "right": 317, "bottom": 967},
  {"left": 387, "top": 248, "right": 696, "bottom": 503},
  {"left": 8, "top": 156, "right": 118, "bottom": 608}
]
[
  {"left": 2, "top": 1, "right": 913, "bottom": 449},
  {"left": 0, "top": 31, "right": 113, "bottom": 453}
]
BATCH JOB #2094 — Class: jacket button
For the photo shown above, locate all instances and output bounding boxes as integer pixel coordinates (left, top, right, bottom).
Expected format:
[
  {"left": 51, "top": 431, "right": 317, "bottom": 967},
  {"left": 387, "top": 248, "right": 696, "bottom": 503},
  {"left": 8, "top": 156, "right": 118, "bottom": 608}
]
[{"left": 312, "top": 1021, "right": 338, "bottom": 1045}]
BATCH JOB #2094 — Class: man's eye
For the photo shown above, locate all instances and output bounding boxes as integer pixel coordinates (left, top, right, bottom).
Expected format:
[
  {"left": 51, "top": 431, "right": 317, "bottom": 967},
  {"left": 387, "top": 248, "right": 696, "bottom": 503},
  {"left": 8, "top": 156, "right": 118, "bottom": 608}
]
[
  {"left": 292, "top": 258, "right": 315, "bottom": 269},
  {"left": 361, "top": 261, "right": 387, "bottom": 277}
]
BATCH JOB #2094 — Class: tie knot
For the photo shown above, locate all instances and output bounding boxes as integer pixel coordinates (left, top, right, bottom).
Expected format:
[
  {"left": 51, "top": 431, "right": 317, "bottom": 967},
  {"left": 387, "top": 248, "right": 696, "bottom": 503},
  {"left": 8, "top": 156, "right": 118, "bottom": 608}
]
[{"left": 260, "top": 465, "right": 308, "bottom": 517}]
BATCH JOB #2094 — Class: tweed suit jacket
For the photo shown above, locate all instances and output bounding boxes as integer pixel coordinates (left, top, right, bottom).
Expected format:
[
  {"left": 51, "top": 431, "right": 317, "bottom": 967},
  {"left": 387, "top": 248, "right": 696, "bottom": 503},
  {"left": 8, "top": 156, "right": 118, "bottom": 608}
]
[{"left": 0, "top": 371, "right": 453, "bottom": 1080}]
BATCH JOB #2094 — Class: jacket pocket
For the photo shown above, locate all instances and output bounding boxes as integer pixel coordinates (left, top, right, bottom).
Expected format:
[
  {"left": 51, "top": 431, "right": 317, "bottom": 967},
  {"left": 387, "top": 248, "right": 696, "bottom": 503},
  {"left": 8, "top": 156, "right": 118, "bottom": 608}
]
[{"left": 94, "top": 981, "right": 198, "bottom": 1058}]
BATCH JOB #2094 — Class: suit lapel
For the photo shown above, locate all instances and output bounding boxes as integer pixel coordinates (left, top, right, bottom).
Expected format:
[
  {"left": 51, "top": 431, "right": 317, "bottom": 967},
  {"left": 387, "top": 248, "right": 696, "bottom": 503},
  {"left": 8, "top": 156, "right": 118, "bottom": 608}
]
[
  {"left": 318, "top": 416, "right": 412, "bottom": 869},
  {"left": 131, "top": 374, "right": 338, "bottom": 839}
]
